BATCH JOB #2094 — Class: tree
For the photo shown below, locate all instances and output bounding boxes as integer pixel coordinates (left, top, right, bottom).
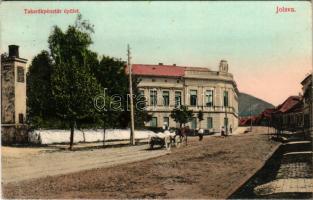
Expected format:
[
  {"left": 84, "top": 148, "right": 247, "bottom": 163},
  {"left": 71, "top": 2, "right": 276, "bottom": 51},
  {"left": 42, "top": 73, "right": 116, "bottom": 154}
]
[
  {"left": 26, "top": 51, "right": 55, "bottom": 128},
  {"left": 92, "top": 56, "right": 151, "bottom": 129},
  {"left": 91, "top": 55, "right": 127, "bottom": 145},
  {"left": 197, "top": 110, "right": 204, "bottom": 129},
  {"left": 49, "top": 15, "right": 102, "bottom": 150},
  {"left": 170, "top": 105, "right": 194, "bottom": 128},
  {"left": 109, "top": 75, "right": 152, "bottom": 129},
  {"left": 132, "top": 76, "right": 152, "bottom": 128},
  {"left": 26, "top": 14, "right": 152, "bottom": 148}
]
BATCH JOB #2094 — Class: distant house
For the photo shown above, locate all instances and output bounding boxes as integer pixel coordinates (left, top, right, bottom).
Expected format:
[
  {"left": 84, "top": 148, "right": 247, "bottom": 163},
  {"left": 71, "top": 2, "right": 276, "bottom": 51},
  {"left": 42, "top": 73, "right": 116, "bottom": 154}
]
[
  {"left": 271, "top": 96, "right": 303, "bottom": 133},
  {"left": 239, "top": 108, "right": 276, "bottom": 127},
  {"left": 250, "top": 73, "right": 312, "bottom": 135}
]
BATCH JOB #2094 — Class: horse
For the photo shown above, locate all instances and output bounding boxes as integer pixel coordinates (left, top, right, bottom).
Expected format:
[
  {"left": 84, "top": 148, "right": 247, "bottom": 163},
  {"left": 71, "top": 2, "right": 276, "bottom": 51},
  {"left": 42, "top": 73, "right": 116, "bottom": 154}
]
[{"left": 174, "top": 127, "right": 188, "bottom": 147}]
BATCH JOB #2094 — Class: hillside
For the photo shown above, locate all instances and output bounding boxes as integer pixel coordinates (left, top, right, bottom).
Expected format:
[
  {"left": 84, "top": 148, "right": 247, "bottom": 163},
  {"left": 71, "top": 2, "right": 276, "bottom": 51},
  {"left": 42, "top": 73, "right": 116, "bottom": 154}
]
[{"left": 238, "top": 92, "right": 275, "bottom": 117}]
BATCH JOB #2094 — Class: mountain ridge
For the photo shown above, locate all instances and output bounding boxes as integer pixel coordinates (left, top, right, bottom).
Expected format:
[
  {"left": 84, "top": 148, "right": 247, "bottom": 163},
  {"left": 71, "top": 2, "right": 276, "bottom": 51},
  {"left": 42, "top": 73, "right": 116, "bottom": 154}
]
[{"left": 238, "top": 92, "right": 275, "bottom": 117}]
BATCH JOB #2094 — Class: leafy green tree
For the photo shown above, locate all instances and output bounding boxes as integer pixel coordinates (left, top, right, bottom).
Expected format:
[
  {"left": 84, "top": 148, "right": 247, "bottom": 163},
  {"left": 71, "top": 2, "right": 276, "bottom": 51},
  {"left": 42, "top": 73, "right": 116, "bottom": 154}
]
[
  {"left": 91, "top": 55, "right": 127, "bottom": 145},
  {"left": 48, "top": 15, "right": 102, "bottom": 150},
  {"left": 26, "top": 14, "right": 151, "bottom": 148},
  {"left": 170, "top": 105, "right": 194, "bottom": 128},
  {"left": 91, "top": 56, "right": 151, "bottom": 133},
  {"left": 26, "top": 51, "right": 55, "bottom": 128},
  {"left": 197, "top": 110, "right": 204, "bottom": 129},
  {"left": 117, "top": 76, "right": 152, "bottom": 129},
  {"left": 132, "top": 76, "right": 152, "bottom": 128}
]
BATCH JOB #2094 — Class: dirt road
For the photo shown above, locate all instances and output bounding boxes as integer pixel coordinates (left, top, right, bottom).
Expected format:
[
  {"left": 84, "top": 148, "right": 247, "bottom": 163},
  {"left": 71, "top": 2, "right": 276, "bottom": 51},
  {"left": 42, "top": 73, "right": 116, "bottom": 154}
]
[
  {"left": 2, "top": 143, "right": 167, "bottom": 183},
  {"left": 3, "top": 128, "right": 280, "bottom": 199}
]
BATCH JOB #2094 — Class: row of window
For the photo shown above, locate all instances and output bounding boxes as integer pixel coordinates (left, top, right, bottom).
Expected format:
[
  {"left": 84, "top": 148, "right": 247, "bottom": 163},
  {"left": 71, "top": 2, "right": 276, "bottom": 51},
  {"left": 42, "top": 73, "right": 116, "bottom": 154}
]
[
  {"left": 150, "top": 116, "right": 214, "bottom": 129},
  {"left": 141, "top": 89, "right": 229, "bottom": 107}
]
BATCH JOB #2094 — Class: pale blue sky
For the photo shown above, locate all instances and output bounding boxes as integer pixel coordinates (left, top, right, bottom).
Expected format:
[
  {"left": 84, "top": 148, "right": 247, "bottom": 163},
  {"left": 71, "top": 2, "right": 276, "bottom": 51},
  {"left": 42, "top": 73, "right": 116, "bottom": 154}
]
[{"left": 0, "top": 1, "right": 312, "bottom": 105}]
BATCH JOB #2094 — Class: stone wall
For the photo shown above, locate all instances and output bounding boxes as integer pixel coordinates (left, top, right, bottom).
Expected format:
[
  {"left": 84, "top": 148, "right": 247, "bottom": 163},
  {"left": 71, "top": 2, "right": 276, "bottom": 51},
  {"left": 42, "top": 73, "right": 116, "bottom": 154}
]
[{"left": 1, "top": 125, "right": 29, "bottom": 145}]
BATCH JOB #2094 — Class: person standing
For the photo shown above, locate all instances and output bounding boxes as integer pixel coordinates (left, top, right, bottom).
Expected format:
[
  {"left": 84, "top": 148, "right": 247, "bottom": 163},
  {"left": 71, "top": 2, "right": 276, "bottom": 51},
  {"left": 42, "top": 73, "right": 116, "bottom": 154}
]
[
  {"left": 198, "top": 128, "right": 204, "bottom": 141},
  {"left": 221, "top": 126, "right": 225, "bottom": 137},
  {"left": 184, "top": 126, "right": 190, "bottom": 145}
]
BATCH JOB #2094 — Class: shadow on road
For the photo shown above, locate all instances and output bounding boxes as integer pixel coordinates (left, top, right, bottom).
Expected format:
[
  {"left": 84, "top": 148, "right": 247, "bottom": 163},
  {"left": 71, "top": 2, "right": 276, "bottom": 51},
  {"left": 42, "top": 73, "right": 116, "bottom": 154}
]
[{"left": 229, "top": 133, "right": 312, "bottom": 199}]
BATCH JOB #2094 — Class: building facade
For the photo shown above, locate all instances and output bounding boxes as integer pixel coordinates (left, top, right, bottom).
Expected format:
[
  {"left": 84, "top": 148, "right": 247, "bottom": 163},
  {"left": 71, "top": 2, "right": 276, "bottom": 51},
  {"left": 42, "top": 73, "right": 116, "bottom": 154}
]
[
  {"left": 301, "top": 74, "right": 312, "bottom": 134},
  {"left": 257, "top": 73, "right": 312, "bottom": 135},
  {"left": 271, "top": 96, "right": 304, "bottom": 133},
  {"left": 1, "top": 45, "right": 28, "bottom": 144},
  {"left": 132, "top": 60, "right": 239, "bottom": 132}
]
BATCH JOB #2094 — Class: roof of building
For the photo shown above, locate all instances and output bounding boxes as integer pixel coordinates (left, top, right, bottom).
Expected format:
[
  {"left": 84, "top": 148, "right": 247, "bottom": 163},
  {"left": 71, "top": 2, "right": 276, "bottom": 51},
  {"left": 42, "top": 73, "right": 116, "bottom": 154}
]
[
  {"left": 239, "top": 115, "right": 260, "bottom": 126},
  {"left": 276, "top": 96, "right": 302, "bottom": 113},
  {"left": 184, "top": 66, "right": 211, "bottom": 72},
  {"left": 301, "top": 74, "right": 312, "bottom": 85},
  {"left": 129, "top": 64, "right": 211, "bottom": 77},
  {"left": 261, "top": 108, "right": 277, "bottom": 118}
]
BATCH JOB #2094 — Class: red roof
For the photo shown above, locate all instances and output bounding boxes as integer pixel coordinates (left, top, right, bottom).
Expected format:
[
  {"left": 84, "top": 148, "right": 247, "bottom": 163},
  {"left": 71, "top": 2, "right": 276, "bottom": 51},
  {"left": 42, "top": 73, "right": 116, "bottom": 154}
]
[
  {"left": 130, "top": 64, "right": 185, "bottom": 77},
  {"left": 261, "top": 108, "right": 276, "bottom": 118},
  {"left": 127, "top": 64, "right": 210, "bottom": 77},
  {"left": 301, "top": 74, "right": 312, "bottom": 85},
  {"left": 239, "top": 115, "right": 259, "bottom": 126},
  {"left": 239, "top": 118, "right": 249, "bottom": 126},
  {"left": 276, "top": 96, "right": 302, "bottom": 113}
]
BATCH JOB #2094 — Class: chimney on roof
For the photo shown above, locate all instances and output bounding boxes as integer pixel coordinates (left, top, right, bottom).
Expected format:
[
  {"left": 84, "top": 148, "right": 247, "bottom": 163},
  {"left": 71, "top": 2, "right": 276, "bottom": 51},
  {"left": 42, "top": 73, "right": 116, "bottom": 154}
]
[
  {"left": 9, "top": 45, "right": 19, "bottom": 58},
  {"left": 173, "top": 64, "right": 176, "bottom": 66},
  {"left": 158, "top": 63, "right": 163, "bottom": 65}
]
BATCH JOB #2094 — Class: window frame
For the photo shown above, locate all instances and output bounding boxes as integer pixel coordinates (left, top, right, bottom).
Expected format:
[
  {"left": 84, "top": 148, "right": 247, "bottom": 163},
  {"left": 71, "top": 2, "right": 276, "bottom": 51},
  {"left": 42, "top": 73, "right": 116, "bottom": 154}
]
[
  {"left": 191, "top": 117, "right": 197, "bottom": 129},
  {"left": 163, "top": 117, "right": 169, "bottom": 128},
  {"left": 175, "top": 91, "right": 182, "bottom": 107},
  {"left": 207, "top": 117, "right": 213, "bottom": 129},
  {"left": 150, "top": 90, "right": 157, "bottom": 106},
  {"left": 150, "top": 117, "right": 158, "bottom": 127},
  {"left": 17, "top": 66, "right": 25, "bottom": 83},
  {"left": 18, "top": 113, "right": 24, "bottom": 124},
  {"left": 190, "top": 90, "right": 197, "bottom": 106},
  {"left": 162, "top": 90, "right": 170, "bottom": 106},
  {"left": 223, "top": 91, "right": 229, "bottom": 107},
  {"left": 205, "top": 90, "right": 214, "bottom": 107}
]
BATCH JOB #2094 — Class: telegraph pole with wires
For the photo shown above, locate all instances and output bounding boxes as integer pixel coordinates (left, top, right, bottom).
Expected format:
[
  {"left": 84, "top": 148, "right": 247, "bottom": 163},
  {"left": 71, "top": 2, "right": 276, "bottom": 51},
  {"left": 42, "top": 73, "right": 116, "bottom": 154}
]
[{"left": 127, "top": 44, "right": 135, "bottom": 145}]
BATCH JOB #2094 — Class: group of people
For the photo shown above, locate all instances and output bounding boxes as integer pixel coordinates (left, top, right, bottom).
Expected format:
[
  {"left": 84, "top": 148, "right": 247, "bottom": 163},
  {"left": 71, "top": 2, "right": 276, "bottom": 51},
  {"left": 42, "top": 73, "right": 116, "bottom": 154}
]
[
  {"left": 162, "top": 124, "right": 233, "bottom": 146},
  {"left": 198, "top": 125, "right": 233, "bottom": 140}
]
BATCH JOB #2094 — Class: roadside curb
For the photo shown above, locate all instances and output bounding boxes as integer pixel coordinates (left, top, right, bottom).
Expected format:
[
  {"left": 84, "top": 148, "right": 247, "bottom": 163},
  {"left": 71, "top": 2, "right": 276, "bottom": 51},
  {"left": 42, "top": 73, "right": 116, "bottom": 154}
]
[{"left": 225, "top": 142, "right": 282, "bottom": 199}]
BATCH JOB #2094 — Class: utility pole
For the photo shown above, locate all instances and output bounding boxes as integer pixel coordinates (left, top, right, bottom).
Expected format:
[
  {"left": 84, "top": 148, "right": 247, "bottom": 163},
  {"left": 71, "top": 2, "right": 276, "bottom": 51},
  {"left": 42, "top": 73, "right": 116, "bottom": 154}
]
[{"left": 127, "top": 44, "right": 135, "bottom": 145}]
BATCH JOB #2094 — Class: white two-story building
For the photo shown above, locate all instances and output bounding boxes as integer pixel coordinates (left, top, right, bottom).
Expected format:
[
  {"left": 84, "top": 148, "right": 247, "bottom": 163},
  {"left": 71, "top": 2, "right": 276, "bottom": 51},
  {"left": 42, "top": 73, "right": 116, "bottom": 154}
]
[{"left": 131, "top": 60, "right": 239, "bottom": 133}]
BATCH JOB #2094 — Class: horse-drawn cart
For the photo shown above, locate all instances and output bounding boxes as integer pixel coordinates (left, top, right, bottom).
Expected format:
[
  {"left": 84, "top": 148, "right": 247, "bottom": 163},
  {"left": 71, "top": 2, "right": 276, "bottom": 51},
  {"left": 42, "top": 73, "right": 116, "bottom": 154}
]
[
  {"left": 148, "top": 129, "right": 188, "bottom": 149},
  {"left": 148, "top": 131, "right": 176, "bottom": 149}
]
